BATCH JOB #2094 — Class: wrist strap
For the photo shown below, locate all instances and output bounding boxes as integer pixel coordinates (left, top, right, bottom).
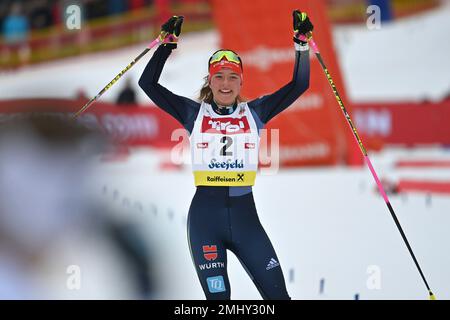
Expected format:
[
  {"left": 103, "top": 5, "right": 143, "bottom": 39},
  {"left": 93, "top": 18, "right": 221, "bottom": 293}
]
[{"left": 294, "top": 40, "right": 309, "bottom": 51}]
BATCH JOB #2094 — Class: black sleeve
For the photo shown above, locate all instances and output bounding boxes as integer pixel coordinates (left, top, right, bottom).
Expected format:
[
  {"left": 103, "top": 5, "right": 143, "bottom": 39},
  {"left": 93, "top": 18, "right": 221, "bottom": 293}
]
[
  {"left": 248, "top": 47, "right": 310, "bottom": 124},
  {"left": 138, "top": 43, "right": 200, "bottom": 132}
]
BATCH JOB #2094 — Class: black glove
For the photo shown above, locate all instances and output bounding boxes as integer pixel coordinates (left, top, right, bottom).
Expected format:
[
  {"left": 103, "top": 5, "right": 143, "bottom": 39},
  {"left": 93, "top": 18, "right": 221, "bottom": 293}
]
[
  {"left": 159, "top": 15, "right": 184, "bottom": 43},
  {"left": 292, "top": 10, "right": 313, "bottom": 44}
]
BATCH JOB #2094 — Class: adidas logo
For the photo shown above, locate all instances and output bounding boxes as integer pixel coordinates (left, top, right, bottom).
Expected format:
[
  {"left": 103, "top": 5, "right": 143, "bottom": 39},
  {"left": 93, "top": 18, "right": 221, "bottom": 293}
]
[{"left": 266, "top": 258, "right": 280, "bottom": 270}]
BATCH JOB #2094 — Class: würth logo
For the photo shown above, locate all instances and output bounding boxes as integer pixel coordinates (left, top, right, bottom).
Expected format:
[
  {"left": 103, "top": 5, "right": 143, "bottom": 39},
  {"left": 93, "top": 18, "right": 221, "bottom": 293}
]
[
  {"left": 203, "top": 245, "right": 218, "bottom": 261},
  {"left": 201, "top": 116, "right": 250, "bottom": 134}
]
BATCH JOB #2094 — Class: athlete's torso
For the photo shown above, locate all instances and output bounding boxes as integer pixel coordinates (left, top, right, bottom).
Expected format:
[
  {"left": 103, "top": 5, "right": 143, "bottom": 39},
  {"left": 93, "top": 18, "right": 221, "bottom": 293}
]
[{"left": 190, "top": 101, "right": 260, "bottom": 187}]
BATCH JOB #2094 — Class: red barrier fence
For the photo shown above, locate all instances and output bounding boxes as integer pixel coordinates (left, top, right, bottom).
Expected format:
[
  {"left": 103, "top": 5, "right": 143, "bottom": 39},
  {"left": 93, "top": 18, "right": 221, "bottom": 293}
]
[
  {"left": 397, "top": 180, "right": 450, "bottom": 195},
  {"left": 0, "top": 98, "right": 181, "bottom": 148},
  {"left": 2, "top": 97, "right": 449, "bottom": 167},
  {"left": 352, "top": 98, "right": 450, "bottom": 149}
]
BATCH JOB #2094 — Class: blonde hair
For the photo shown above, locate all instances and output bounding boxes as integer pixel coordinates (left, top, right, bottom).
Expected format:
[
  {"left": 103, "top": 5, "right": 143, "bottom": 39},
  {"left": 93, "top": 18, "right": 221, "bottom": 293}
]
[{"left": 197, "top": 75, "right": 246, "bottom": 104}]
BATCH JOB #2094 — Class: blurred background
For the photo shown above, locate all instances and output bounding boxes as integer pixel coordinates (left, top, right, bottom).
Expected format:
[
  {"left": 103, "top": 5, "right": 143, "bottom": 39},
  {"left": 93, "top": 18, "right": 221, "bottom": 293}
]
[{"left": 0, "top": 0, "right": 449, "bottom": 299}]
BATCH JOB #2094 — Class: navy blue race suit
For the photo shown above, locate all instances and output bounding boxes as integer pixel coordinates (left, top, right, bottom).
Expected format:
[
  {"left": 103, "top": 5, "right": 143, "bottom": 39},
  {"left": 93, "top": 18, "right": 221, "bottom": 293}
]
[{"left": 139, "top": 42, "right": 310, "bottom": 299}]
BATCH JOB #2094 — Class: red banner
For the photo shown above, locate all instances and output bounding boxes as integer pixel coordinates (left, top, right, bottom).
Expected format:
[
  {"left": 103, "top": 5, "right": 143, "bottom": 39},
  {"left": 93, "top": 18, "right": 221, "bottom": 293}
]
[
  {"left": 0, "top": 98, "right": 181, "bottom": 148},
  {"left": 211, "top": 0, "right": 360, "bottom": 166}
]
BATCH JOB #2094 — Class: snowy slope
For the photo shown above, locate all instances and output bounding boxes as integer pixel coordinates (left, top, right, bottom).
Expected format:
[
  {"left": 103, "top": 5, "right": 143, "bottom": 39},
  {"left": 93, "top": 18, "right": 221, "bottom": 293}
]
[
  {"left": 333, "top": 1, "right": 450, "bottom": 102},
  {"left": 0, "top": 31, "right": 217, "bottom": 104},
  {"left": 0, "top": 3, "right": 449, "bottom": 103}
]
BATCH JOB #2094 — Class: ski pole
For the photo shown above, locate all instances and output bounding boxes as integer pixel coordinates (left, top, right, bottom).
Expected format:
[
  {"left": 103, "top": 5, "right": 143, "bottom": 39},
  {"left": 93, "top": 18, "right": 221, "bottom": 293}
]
[
  {"left": 72, "top": 37, "right": 161, "bottom": 119},
  {"left": 300, "top": 33, "right": 436, "bottom": 300}
]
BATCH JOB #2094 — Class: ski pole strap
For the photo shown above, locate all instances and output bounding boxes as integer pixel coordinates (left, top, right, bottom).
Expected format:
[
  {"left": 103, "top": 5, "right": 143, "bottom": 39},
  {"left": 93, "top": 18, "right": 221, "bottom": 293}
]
[
  {"left": 298, "top": 32, "right": 319, "bottom": 53},
  {"left": 147, "top": 37, "right": 162, "bottom": 49}
]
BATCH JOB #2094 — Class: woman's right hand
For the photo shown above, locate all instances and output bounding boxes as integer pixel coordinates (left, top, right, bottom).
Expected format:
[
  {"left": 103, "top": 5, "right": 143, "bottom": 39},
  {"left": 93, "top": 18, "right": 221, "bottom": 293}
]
[{"left": 159, "top": 16, "right": 184, "bottom": 44}]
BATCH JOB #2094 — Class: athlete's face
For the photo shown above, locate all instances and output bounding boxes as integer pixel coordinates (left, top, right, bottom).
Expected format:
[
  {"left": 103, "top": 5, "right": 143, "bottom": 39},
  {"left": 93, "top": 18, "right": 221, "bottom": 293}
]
[{"left": 209, "top": 68, "right": 242, "bottom": 106}]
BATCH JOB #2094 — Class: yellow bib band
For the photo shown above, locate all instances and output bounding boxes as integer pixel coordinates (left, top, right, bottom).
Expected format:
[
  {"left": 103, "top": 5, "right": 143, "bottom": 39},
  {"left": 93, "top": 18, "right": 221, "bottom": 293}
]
[{"left": 193, "top": 171, "right": 256, "bottom": 186}]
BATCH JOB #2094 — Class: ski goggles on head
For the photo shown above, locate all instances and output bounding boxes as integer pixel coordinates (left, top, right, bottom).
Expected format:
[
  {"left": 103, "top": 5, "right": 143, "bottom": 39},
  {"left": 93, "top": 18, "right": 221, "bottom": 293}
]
[
  {"left": 208, "top": 49, "right": 243, "bottom": 80},
  {"left": 209, "top": 49, "right": 243, "bottom": 70},
  {"left": 209, "top": 49, "right": 242, "bottom": 66}
]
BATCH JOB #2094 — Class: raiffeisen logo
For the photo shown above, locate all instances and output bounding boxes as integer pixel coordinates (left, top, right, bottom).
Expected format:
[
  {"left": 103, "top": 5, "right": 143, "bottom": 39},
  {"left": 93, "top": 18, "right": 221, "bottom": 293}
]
[
  {"left": 201, "top": 116, "right": 250, "bottom": 135},
  {"left": 208, "top": 159, "right": 244, "bottom": 170}
]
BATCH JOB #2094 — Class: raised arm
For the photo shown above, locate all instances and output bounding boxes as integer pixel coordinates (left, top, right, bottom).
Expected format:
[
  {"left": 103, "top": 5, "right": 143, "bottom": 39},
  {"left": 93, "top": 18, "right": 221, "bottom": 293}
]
[
  {"left": 138, "top": 16, "right": 200, "bottom": 132},
  {"left": 248, "top": 10, "right": 313, "bottom": 124}
]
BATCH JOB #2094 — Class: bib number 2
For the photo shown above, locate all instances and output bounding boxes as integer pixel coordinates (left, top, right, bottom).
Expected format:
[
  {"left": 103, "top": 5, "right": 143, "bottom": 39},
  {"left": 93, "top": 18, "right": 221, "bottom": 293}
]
[{"left": 220, "top": 136, "right": 233, "bottom": 156}]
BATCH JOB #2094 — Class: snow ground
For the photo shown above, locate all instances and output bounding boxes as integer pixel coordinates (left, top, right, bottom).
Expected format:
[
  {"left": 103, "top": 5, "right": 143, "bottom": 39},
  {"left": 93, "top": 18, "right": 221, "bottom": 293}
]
[{"left": 92, "top": 147, "right": 450, "bottom": 300}]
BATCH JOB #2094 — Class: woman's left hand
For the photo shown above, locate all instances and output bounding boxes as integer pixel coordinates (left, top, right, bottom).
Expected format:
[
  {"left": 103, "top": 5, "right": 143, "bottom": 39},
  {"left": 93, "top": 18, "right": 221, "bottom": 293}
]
[{"left": 293, "top": 10, "right": 314, "bottom": 37}]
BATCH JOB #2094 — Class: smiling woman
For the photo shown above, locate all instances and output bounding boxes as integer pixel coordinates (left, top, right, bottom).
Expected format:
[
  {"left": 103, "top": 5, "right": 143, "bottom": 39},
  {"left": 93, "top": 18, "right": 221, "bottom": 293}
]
[
  {"left": 138, "top": 12, "right": 312, "bottom": 300},
  {"left": 198, "top": 49, "right": 244, "bottom": 106}
]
